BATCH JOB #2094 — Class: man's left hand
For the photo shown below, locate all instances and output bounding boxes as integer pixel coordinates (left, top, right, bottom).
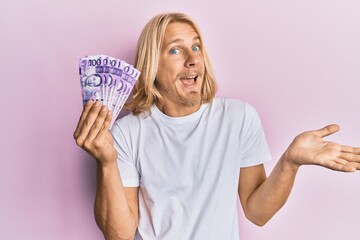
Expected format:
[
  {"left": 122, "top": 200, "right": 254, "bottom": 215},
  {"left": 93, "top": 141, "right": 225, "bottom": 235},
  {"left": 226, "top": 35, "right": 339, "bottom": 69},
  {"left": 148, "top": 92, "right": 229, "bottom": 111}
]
[{"left": 284, "top": 124, "right": 360, "bottom": 172}]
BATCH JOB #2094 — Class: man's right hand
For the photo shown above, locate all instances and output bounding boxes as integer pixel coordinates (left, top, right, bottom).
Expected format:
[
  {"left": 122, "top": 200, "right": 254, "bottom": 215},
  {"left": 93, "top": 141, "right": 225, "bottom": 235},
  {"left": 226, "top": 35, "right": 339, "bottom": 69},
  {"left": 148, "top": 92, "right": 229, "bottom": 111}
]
[{"left": 73, "top": 100, "right": 117, "bottom": 165}]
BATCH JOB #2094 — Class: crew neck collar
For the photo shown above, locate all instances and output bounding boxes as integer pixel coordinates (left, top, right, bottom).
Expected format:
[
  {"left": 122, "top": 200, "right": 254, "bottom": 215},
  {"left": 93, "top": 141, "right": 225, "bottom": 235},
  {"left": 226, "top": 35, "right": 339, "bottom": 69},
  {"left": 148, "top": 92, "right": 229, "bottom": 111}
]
[{"left": 151, "top": 103, "right": 208, "bottom": 124}]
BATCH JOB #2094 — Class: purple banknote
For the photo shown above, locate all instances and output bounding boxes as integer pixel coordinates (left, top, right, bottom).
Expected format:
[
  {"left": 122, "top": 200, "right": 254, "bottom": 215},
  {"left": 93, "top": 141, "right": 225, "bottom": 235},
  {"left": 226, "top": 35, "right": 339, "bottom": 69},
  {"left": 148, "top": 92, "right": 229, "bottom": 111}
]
[{"left": 79, "top": 55, "right": 140, "bottom": 126}]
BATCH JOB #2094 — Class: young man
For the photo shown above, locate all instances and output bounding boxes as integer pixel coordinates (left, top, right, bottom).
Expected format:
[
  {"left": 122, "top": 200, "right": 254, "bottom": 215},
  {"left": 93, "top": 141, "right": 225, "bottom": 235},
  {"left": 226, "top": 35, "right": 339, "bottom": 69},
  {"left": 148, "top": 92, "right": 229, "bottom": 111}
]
[{"left": 73, "top": 13, "right": 360, "bottom": 240}]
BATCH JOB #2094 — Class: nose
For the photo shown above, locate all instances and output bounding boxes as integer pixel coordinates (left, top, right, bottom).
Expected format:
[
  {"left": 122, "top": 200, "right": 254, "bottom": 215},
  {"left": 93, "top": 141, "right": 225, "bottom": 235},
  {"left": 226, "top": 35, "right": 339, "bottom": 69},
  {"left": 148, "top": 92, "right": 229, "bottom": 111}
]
[{"left": 185, "top": 52, "right": 199, "bottom": 68}]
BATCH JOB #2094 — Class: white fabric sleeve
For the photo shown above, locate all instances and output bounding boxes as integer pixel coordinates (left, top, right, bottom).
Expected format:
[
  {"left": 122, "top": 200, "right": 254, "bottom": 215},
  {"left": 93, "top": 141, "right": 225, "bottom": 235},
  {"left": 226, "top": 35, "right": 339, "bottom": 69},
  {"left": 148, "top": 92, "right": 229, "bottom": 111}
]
[
  {"left": 110, "top": 122, "right": 140, "bottom": 187},
  {"left": 239, "top": 103, "right": 272, "bottom": 167}
]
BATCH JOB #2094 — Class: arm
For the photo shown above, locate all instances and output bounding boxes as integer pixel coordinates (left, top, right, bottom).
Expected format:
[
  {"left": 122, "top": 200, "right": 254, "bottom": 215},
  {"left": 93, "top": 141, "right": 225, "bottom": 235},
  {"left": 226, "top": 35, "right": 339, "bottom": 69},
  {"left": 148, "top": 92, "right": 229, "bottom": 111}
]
[
  {"left": 95, "top": 163, "right": 139, "bottom": 240},
  {"left": 73, "top": 100, "right": 139, "bottom": 239},
  {"left": 238, "top": 124, "right": 360, "bottom": 226},
  {"left": 238, "top": 158, "right": 297, "bottom": 226}
]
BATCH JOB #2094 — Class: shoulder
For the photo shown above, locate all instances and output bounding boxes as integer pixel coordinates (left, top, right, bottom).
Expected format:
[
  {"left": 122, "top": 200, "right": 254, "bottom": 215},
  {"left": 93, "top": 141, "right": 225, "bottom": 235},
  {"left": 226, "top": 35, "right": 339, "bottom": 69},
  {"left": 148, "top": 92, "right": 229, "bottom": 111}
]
[
  {"left": 112, "top": 112, "right": 136, "bottom": 129},
  {"left": 110, "top": 111, "right": 143, "bottom": 137},
  {"left": 110, "top": 106, "right": 158, "bottom": 137}
]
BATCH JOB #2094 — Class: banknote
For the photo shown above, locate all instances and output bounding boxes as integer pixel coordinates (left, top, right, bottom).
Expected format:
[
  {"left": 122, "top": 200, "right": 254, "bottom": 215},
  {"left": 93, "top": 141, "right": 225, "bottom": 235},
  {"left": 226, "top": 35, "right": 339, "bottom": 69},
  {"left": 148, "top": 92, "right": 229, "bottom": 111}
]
[{"left": 79, "top": 54, "right": 140, "bottom": 127}]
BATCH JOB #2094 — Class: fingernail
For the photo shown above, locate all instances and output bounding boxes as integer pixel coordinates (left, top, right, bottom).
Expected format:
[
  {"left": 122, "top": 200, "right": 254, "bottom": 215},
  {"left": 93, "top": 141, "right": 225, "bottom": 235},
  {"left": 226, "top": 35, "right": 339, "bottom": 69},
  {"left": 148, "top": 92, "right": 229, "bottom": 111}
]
[
  {"left": 102, "top": 106, "right": 108, "bottom": 111},
  {"left": 86, "top": 99, "right": 94, "bottom": 105},
  {"left": 108, "top": 110, "right": 112, "bottom": 115},
  {"left": 95, "top": 100, "right": 101, "bottom": 106}
]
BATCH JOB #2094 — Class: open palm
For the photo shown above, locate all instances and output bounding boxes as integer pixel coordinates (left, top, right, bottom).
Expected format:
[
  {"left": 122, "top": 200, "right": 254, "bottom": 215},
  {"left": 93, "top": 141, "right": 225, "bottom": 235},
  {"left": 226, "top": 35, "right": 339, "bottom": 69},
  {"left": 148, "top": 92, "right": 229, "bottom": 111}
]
[{"left": 286, "top": 124, "right": 360, "bottom": 172}]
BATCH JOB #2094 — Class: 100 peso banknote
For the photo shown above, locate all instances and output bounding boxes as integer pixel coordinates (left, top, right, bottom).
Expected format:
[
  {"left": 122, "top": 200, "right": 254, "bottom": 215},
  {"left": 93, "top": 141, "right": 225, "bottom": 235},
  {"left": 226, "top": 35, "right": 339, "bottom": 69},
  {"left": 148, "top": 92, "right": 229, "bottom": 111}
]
[{"left": 79, "top": 55, "right": 140, "bottom": 126}]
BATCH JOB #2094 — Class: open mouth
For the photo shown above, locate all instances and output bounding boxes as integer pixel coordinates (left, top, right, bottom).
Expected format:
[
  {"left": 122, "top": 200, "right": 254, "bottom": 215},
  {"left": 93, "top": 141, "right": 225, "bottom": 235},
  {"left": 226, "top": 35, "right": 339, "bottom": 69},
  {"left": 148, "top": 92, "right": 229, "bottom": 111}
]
[{"left": 180, "top": 75, "right": 198, "bottom": 87}]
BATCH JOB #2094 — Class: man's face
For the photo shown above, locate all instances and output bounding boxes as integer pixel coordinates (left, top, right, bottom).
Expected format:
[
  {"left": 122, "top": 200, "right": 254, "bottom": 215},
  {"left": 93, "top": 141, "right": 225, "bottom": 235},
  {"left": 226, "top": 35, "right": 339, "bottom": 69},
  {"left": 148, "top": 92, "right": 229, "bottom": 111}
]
[{"left": 156, "top": 22, "right": 205, "bottom": 107}]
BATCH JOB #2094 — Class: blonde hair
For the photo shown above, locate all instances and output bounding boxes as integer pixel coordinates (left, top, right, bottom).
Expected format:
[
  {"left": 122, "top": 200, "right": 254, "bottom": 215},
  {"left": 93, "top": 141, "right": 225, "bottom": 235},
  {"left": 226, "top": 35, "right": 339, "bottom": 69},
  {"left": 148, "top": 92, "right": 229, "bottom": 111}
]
[{"left": 125, "top": 12, "right": 217, "bottom": 115}]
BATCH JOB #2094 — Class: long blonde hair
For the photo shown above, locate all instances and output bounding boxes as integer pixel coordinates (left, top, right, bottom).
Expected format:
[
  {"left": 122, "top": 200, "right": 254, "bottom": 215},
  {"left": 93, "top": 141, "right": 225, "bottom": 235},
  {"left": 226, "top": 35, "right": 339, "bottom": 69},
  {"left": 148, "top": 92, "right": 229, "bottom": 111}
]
[{"left": 125, "top": 12, "right": 217, "bottom": 115}]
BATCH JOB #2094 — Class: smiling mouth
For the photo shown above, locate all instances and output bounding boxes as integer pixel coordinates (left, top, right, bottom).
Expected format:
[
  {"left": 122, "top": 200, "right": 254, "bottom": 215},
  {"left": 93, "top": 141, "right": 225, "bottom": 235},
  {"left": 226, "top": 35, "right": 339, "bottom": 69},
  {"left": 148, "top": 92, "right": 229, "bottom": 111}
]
[{"left": 180, "top": 75, "right": 198, "bottom": 87}]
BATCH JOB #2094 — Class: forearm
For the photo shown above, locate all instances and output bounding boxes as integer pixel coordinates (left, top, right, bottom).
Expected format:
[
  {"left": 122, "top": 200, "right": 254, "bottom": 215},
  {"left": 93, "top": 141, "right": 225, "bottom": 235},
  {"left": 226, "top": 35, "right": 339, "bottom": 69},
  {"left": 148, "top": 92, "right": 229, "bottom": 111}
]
[
  {"left": 246, "top": 154, "right": 299, "bottom": 226},
  {"left": 95, "top": 163, "right": 137, "bottom": 240}
]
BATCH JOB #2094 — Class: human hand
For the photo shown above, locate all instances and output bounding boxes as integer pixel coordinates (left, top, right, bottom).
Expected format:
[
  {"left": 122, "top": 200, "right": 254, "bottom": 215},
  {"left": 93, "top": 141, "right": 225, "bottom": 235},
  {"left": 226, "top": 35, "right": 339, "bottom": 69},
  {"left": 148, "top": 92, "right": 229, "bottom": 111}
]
[
  {"left": 73, "top": 100, "right": 117, "bottom": 165},
  {"left": 283, "top": 124, "right": 360, "bottom": 172}
]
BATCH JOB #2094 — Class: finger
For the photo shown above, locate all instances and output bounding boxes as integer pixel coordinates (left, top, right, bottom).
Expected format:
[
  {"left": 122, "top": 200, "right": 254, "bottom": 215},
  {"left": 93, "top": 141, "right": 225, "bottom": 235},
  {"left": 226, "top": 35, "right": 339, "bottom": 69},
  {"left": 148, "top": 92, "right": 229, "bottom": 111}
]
[
  {"left": 338, "top": 152, "right": 360, "bottom": 163},
  {"left": 325, "top": 160, "right": 356, "bottom": 172},
  {"left": 73, "top": 100, "right": 95, "bottom": 139},
  {"left": 95, "top": 111, "right": 113, "bottom": 140},
  {"left": 353, "top": 147, "right": 360, "bottom": 155},
  {"left": 356, "top": 162, "right": 360, "bottom": 171},
  {"left": 90, "top": 111, "right": 113, "bottom": 150},
  {"left": 340, "top": 145, "right": 353, "bottom": 153},
  {"left": 86, "top": 105, "right": 109, "bottom": 141},
  {"left": 341, "top": 145, "right": 360, "bottom": 155},
  {"left": 340, "top": 161, "right": 360, "bottom": 170},
  {"left": 75, "top": 100, "right": 103, "bottom": 146},
  {"left": 313, "top": 124, "right": 340, "bottom": 138}
]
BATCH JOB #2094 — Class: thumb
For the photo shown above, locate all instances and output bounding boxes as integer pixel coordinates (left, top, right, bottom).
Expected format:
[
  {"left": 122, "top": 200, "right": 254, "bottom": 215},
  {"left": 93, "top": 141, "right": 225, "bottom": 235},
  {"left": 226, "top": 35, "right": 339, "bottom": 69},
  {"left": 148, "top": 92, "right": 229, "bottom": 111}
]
[{"left": 313, "top": 124, "right": 340, "bottom": 138}]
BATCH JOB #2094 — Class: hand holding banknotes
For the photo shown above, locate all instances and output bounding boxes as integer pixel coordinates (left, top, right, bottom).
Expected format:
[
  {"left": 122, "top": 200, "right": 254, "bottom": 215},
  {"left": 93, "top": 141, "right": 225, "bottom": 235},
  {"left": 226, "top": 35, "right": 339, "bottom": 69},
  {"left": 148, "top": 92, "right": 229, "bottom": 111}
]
[
  {"left": 74, "top": 55, "right": 141, "bottom": 164},
  {"left": 78, "top": 55, "right": 140, "bottom": 128},
  {"left": 73, "top": 100, "right": 117, "bottom": 165},
  {"left": 283, "top": 124, "right": 360, "bottom": 172}
]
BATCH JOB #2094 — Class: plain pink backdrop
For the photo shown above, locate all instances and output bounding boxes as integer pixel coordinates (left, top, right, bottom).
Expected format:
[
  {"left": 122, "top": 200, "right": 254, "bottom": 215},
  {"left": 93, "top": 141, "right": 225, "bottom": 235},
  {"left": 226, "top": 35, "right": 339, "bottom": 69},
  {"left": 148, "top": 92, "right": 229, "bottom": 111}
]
[{"left": 1, "top": 0, "right": 359, "bottom": 239}]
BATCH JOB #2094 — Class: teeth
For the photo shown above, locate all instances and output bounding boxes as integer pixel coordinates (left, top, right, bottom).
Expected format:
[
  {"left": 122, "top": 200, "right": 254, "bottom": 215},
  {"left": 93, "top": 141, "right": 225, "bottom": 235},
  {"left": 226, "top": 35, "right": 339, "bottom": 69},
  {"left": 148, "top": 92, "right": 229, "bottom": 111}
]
[{"left": 182, "top": 75, "right": 197, "bottom": 79}]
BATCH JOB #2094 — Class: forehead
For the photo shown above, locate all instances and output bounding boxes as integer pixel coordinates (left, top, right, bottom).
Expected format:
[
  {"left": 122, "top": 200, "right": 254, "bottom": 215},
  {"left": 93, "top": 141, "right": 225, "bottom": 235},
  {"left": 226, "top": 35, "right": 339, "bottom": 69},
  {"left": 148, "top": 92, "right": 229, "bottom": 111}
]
[{"left": 162, "top": 22, "right": 199, "bottom": 45}]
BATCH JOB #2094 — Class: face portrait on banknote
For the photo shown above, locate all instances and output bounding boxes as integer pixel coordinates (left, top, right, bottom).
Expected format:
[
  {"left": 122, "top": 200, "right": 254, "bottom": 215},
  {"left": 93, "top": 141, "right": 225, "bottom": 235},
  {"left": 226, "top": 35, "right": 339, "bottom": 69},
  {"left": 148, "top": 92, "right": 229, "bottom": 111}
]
[{"left": 81, "top": 73, "right": 102, "bottom": 102}]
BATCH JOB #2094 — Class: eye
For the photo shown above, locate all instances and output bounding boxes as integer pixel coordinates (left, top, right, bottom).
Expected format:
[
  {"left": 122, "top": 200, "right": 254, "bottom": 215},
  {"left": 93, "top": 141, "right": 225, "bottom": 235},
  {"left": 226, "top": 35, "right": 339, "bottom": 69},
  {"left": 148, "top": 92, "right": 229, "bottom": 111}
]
[
  {"left": 192, "top": 45, "right": 200, "bottom": 52},
  {"left": 170, "top": 48, "right": 180, "bottom": 55}
]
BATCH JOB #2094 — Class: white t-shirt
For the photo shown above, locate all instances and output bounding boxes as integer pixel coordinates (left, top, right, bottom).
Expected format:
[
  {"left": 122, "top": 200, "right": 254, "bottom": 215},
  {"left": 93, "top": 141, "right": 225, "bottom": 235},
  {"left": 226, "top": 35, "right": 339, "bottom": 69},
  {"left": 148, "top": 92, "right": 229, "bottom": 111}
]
[{"left": 111, "top": 98, "right": 272, "bottom": 240}]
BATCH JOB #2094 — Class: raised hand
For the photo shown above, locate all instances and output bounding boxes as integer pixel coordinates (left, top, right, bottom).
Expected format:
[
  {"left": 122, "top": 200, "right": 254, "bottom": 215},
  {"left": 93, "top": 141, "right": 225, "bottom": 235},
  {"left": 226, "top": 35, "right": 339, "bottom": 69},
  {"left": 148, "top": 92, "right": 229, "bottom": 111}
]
[
  {"left": 73, "top": 100, "right": 117, "bottom": 165},
  {"left": 284, "top": 124, "right": 360, "bottom": 172}
]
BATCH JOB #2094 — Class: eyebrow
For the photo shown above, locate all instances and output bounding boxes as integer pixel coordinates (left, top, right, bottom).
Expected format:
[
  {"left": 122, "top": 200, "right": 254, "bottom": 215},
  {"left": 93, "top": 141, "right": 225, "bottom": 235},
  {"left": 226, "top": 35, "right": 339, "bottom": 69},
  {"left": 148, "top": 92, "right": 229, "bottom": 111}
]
[{"left": 165, "top": 36, "right": 200, "bottom": 48}]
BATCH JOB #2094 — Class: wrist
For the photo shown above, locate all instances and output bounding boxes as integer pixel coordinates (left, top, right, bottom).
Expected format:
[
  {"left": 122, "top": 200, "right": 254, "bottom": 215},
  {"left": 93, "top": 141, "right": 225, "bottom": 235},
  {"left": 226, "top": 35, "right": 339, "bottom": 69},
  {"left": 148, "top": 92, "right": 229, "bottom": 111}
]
[
  {"left": 97, "top": 160, "right": 118, "bottom": 170},
  {"left": 96, "top": 161, "right": 120, "bottom": 182},
  {"left": 280, "top": 152, "right": 300, "bottom": 173}
]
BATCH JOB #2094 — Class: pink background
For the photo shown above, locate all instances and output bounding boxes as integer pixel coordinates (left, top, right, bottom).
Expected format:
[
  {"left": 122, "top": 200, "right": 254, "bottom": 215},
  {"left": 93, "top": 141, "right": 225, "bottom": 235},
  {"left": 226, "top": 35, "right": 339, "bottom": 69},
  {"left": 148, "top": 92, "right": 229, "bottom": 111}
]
[{"left": 1, "top": 0, "right": 359, "bottom": 239}]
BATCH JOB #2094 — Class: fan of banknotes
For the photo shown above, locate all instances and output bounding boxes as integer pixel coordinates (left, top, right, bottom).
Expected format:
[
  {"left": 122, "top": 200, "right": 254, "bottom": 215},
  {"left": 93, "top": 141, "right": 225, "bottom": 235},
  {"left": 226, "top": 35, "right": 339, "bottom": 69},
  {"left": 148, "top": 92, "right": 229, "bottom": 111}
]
[{"left": 79, "top": 54, "right": 140, "bottom": 127}]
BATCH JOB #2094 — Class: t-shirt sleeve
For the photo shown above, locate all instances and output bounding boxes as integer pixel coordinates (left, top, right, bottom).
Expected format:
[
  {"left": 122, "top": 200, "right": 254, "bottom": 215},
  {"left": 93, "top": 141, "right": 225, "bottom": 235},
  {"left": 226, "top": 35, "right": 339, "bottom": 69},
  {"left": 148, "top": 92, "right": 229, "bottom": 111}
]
[
  {"left": 110, "top": 121, "right": 140, "bottom": 187},
  {"left": 239, "top": 103, "right": 272, "bottom": 167}
]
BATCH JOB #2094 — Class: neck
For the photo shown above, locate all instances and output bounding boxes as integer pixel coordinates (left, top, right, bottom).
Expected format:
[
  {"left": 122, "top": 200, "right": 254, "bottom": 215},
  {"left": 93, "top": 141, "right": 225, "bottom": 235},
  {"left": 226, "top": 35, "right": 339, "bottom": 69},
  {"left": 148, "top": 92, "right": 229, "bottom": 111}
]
[{"left": 156, "top": 100, "right": 201, "bottom": 117}]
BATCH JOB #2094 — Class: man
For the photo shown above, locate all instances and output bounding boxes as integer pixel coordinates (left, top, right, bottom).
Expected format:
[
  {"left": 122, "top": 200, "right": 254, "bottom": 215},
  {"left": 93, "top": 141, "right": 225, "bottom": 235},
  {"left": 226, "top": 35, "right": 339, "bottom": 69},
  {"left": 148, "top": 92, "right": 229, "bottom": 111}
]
[{"left": 73, "top": 13, "right": 360, "bottom": 240}]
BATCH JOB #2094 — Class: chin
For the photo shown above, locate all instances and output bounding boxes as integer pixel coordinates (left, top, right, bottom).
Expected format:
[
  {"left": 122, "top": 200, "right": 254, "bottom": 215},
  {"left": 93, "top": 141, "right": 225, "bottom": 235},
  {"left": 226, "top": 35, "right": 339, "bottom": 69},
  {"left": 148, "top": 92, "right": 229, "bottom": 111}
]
[{"left": 182, "top": 92, "right": 202, "bottom": 107}]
